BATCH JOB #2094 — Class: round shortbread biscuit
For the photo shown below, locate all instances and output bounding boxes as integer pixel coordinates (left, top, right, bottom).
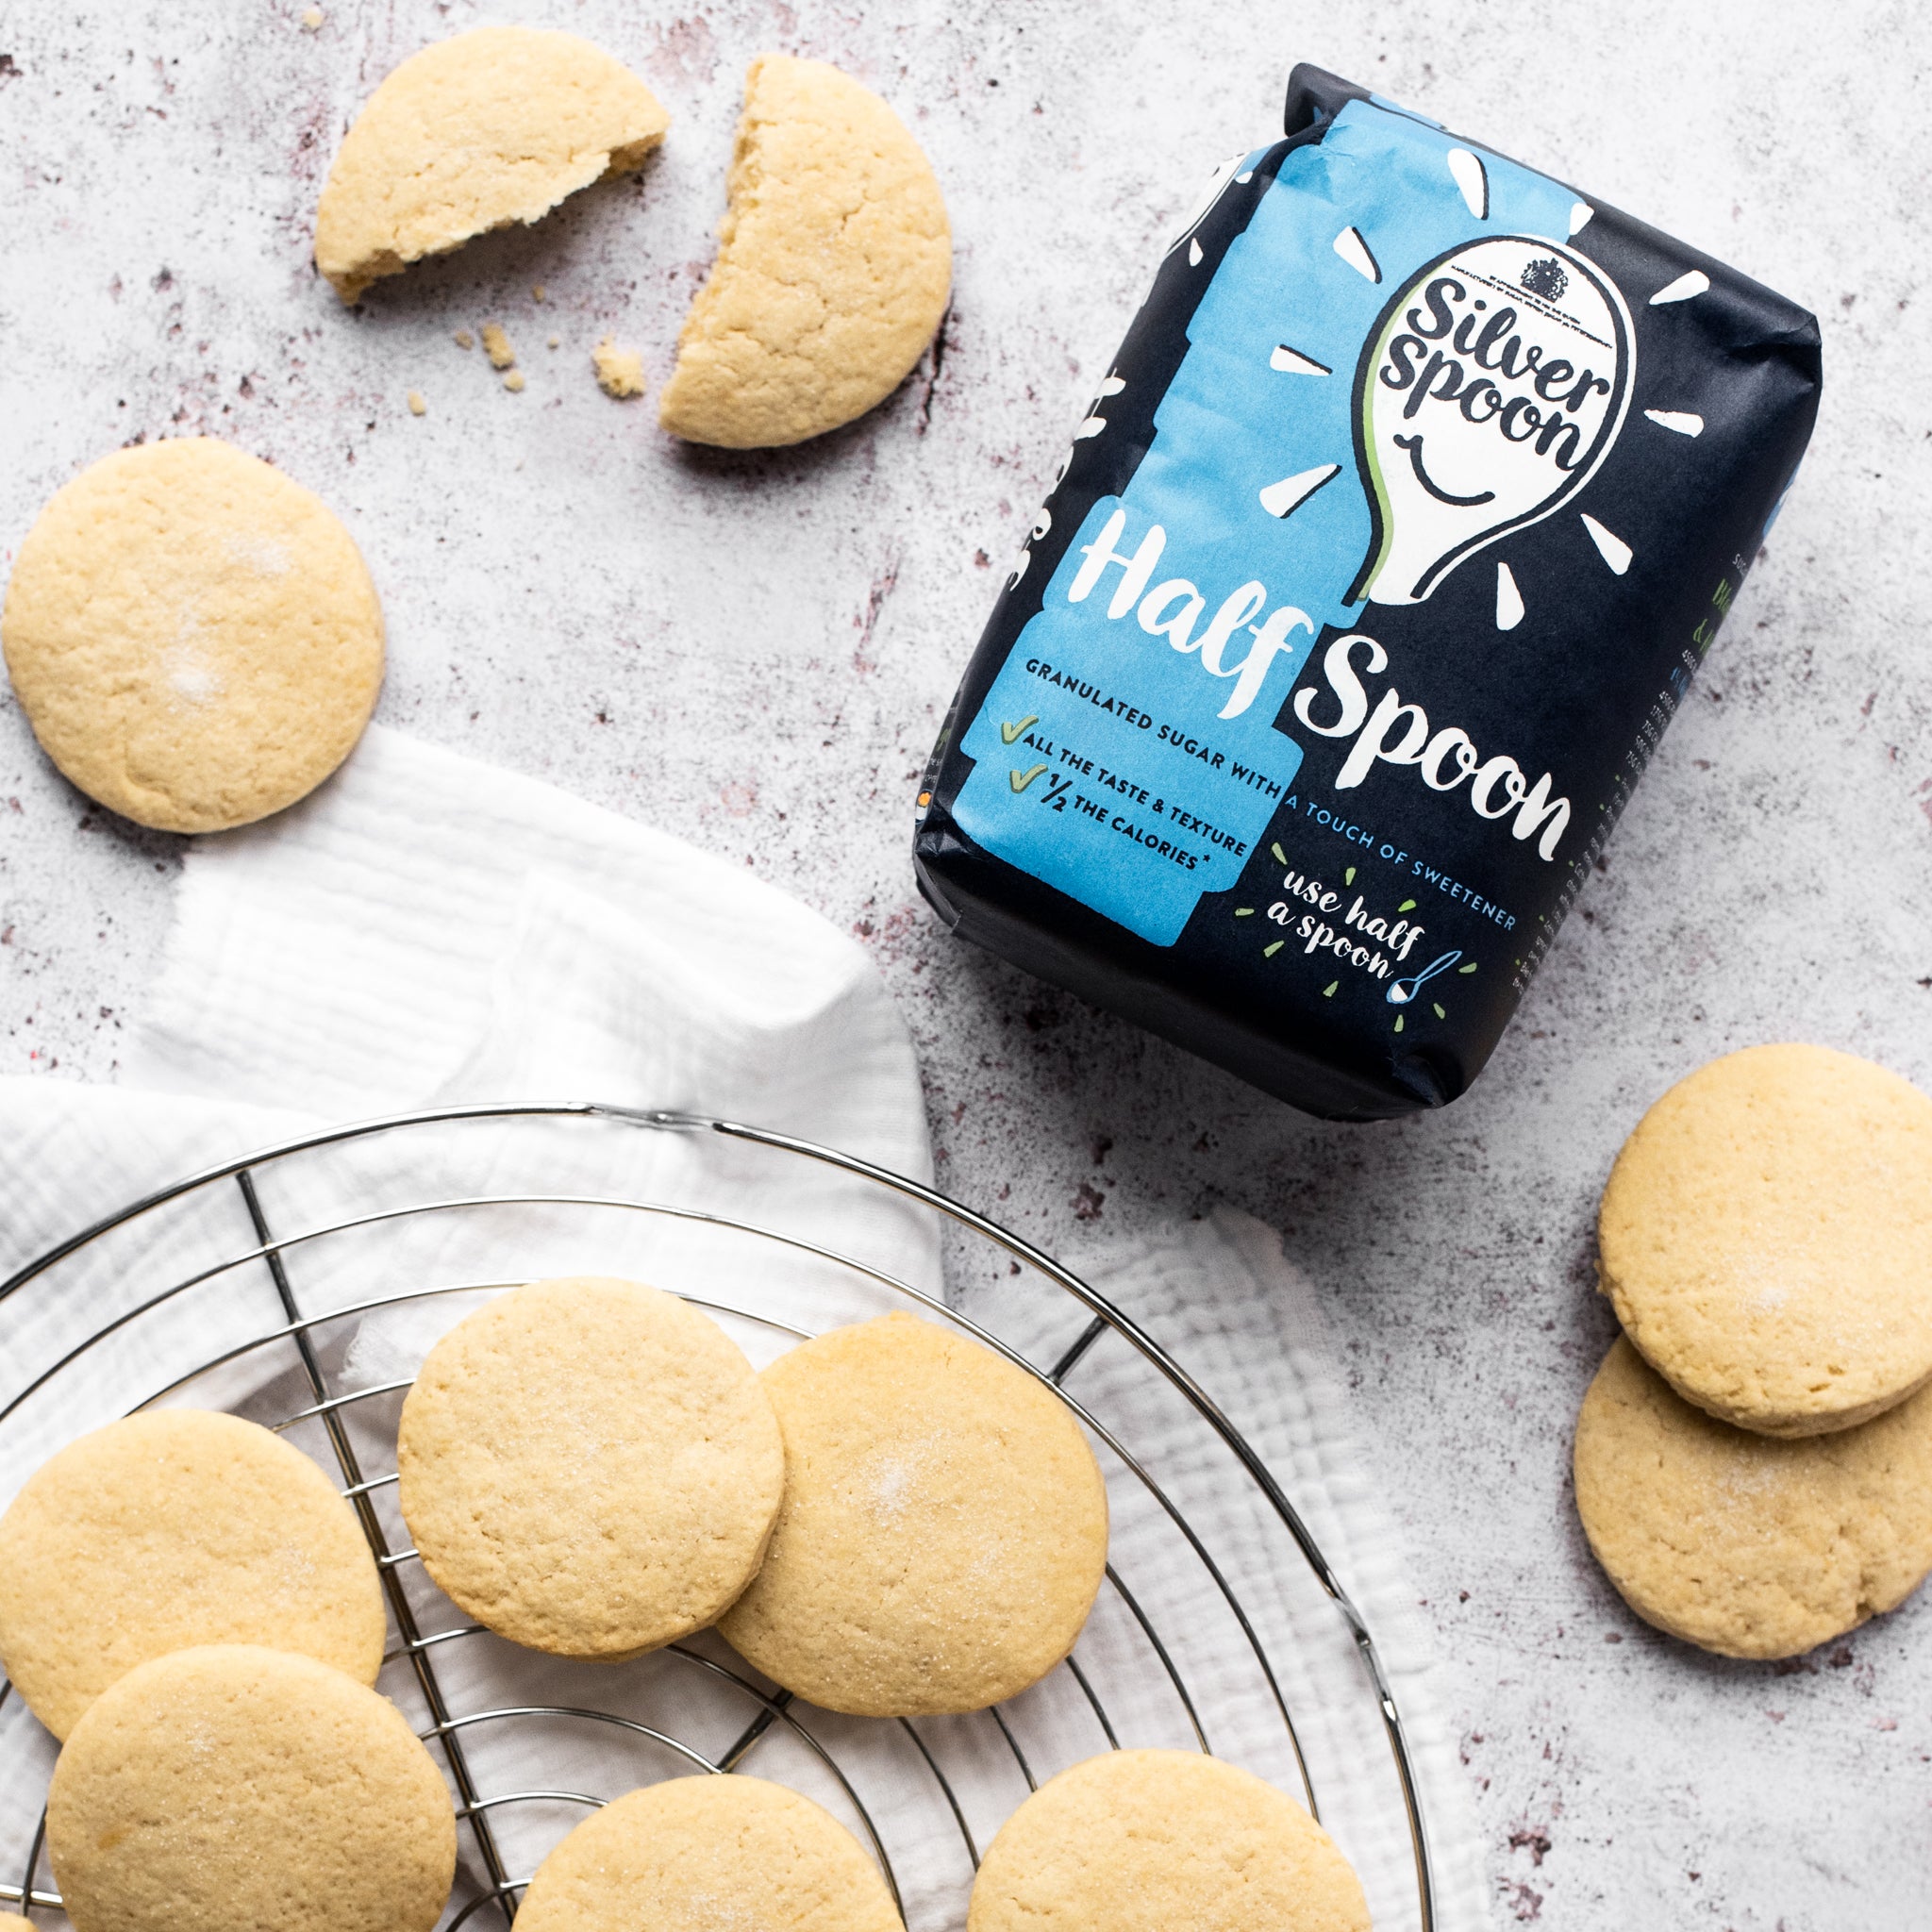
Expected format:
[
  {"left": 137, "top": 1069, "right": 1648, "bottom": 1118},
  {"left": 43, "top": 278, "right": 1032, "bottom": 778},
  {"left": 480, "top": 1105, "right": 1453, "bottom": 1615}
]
[
  {"left": 1574, "top": 1336, "right": 1932, "bottom": 1658},
  {"left": 396, "top": 1277, "right": 784, "bottom": 1657},
  {"left": 316, "top": 26, "right": 670, "bottom": 303},
  {"left": 0, "top": 1408, "right": 386, "bottom": 1740},
  {"left": 658, "top": 56, "right": 950, "bottom": 447},
  {"left": 718, "top": 1311, "right": 1108, "bottom": 1716},
  {"left": 1599, "top": 1043, "right": 1932, "bottom": 1436},
  {"left": 969, "top": 1748, "right": 1370, "bottom": 1932},
  {"left": 1, "top": 439, "right": 383, "bottom": 833},
  {"left": 515, "top": 1774, "right": 902, "bottom": 1932},
  {"left": 46, "top": 1644, "right": 455, "bottom": 1932}
]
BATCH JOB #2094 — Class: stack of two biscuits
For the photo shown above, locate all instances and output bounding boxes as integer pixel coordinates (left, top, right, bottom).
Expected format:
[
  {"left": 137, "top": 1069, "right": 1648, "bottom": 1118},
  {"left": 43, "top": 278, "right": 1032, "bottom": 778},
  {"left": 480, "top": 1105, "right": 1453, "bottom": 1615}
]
[
  {"left": 1575, "top": 1043, "right": 1932, "bottom": 1659},
  {"left": 0, "top": 1409, "right": 454, "bottom": 1932}
]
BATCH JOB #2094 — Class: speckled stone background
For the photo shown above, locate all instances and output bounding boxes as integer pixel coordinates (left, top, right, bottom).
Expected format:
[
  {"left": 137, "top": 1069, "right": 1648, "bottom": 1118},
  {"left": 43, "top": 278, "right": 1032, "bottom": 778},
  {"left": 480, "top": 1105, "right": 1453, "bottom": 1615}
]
[{"left": 3, "top": 3, "right": 1929, "bottom": 1926}]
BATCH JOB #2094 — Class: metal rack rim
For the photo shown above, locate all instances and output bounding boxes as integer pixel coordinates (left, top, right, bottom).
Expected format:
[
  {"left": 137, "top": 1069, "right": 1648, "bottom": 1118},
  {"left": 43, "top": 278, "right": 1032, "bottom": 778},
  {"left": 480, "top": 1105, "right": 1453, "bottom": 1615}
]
[
  {"left": 43, "top": 1180, "right": 1321, "bottom": 1814},
  {"left": 0, "top": 1103, "right": 1437, "bottom": 1932},
  {"left": 7, "top": 1165, "right": 1325, "bottom": 1833}
]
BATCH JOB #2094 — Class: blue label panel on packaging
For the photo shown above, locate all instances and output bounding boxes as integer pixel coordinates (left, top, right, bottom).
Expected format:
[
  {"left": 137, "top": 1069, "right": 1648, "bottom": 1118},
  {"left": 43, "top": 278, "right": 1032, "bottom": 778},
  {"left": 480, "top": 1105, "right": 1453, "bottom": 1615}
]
[{"left": 955, "top": 101, "right": 1578, "bottom": 945}]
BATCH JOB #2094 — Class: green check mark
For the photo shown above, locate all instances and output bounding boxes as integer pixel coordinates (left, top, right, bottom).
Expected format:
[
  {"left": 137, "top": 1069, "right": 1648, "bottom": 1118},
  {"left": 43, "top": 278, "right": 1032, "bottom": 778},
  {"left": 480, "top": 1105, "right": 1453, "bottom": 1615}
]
[
  {"left": 1000, "top": 714, "right": 1040, "bottom": 745},
  {"left": 1009, "top": 763, "right": 1050, "bottom": 793}
]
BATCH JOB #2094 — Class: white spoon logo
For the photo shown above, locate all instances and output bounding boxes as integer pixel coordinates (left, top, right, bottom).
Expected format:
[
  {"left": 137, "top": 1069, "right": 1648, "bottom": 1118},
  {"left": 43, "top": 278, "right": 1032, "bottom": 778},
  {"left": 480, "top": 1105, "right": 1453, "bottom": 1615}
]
[{"left": 1347, "top": 236, "right": 1634, "bottom": 608}]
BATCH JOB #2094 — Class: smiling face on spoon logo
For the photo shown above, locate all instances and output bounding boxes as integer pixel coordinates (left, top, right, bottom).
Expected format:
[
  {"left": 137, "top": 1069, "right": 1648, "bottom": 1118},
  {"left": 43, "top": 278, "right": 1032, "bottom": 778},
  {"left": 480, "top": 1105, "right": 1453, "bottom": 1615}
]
[{"left": 1348, "top": 234, "right": 1634, "bottom": 608}]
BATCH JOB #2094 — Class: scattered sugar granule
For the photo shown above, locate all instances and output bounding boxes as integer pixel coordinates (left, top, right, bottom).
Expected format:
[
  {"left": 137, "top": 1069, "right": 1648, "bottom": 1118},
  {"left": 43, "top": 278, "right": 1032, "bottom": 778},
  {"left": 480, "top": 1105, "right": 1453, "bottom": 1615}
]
[
  {"left": 301, "top": 6, "right": 324, "bottom": 28},
  {"left": 547, "top": 334, "right": 560, "bottom": 349},
  {"left": 480, "top": 322, "right": 515, "bottom": 370},
  {"left": 407, "top": 390, "right": 426, "bottom": 416},
  {"left": 592, "top": 336, "right": 646, "bottom": 400},
  {"left": 454, "top": 328, "right": 475, "bottom": 351},
  {"left": 503, "top": 371, "right": 526, "bottom": 393},
  {"left": 532, "top": 283, "right": 547, "bottom": 303},
  {"left": 167, "top": 647, "right": 222, "bottom": 704}
]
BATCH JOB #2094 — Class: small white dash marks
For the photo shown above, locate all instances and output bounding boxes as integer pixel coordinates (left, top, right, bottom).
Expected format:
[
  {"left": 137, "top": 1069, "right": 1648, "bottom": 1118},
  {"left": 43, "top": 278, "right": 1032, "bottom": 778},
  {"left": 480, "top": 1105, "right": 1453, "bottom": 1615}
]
[
  {"left": 1580, "top": 513, "right": 1633, "bottom": 575},
  {"left": 1188, "top": 237, "right": 1204, "bottom": 267},
  {"left": 1070, "top": 375, "right": 1124, "bottom": 441},
  {"left": 1446, "top": 148, "right": 1489, "bottom": 220},
  {"left": 1650, "top": 269, "right": 1710, "bottom": 306},
  {"left": 1643, "top": 408, "right": 1704, "bottom": 437},
  {"left": 1495, "top": 561, "right": 1525, "bottom": 630},
  {"left": 1568, "top": 202, "right": 1594, "bottom": 238},
  {"left": 1258, "top": 463, "right": 1341, "bottom": 520},
  {"left": 1269, "top": 343, "right": 1331, "bottom": 376},
  {"left": 1333, "top": 225, "right": 1381, "bottom": 283}
]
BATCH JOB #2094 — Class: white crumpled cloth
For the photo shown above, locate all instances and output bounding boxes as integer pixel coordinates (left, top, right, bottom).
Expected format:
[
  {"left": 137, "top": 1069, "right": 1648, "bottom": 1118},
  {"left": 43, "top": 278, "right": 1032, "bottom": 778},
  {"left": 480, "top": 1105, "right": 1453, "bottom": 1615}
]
[{"left": 0, "top": 725, "right": 1490, "bottom": 1931}]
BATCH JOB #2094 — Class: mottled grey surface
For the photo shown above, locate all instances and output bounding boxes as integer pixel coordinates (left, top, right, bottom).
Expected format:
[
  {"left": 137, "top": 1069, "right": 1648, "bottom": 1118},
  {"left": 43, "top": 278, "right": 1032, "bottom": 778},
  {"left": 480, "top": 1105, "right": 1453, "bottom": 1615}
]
[{"left": 2, "top": 2, "right": 1929, "bottom": 1925}]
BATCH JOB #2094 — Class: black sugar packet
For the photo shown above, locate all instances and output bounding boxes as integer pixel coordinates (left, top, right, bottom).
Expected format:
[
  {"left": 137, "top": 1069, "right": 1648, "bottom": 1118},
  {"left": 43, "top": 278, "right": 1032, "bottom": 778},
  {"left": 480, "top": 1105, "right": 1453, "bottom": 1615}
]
[{"left": 911, "top": 66, "right": 1821, "bottom": 1122}]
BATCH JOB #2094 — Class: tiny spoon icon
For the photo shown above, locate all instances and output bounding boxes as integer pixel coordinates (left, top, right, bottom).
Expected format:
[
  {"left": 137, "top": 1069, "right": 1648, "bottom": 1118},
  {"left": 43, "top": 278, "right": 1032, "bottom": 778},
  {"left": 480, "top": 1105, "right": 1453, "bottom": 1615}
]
[{"left": 1386, "top": 949, "right": 1462, "bottom": 1007}]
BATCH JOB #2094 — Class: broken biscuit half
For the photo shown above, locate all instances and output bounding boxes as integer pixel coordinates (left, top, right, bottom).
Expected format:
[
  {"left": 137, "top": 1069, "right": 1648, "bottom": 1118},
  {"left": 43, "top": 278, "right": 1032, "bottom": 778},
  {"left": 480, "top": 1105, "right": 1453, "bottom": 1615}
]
[
  {"left": 315, "top": 26, "right": 669, "bottom": 304},
  {"left": 659, "top": 56, "right": 951, "bottom": 448}
]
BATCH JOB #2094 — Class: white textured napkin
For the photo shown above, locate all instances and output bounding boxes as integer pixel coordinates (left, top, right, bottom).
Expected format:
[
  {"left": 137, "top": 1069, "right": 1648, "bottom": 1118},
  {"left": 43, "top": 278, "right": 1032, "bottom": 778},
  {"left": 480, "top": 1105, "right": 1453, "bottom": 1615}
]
[{"left": 0, "top": 726, "right": 1489, "bottom": 1931}]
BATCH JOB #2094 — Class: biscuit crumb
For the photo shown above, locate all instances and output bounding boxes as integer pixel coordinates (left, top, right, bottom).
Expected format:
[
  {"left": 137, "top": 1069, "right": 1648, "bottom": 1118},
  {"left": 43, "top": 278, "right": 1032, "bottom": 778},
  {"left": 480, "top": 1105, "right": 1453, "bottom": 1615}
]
[
  {"left": 592, "top": 337, "right": 646, "bottom": 400},
  {"left": 532, "top": 283, "right": 547, "bottom": 303},
  {"left": 547, "top": 334, "right": 560, "bottom": 349},
  {"left": 301, "top": 6, "right": 325, "bottom": 28},
  {"left": 503, "top": 371, "right": 526, "bottom": 393},
  {"left": 407, "top": 391, "right": 426, "bottom": 416},
  {"left": 454, "top": 329, "right": 475, "bottom": 351},
  {"left": 481, "top": 323, "right": 515, "bottom": 370}
]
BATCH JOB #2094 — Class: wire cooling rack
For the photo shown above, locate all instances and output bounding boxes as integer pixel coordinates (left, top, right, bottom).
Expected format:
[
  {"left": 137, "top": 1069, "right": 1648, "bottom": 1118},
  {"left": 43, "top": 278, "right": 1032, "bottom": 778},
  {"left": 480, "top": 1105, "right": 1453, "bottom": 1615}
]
[{"left": 0, "top": 1104, "right": 1435, "bottom": 1930}]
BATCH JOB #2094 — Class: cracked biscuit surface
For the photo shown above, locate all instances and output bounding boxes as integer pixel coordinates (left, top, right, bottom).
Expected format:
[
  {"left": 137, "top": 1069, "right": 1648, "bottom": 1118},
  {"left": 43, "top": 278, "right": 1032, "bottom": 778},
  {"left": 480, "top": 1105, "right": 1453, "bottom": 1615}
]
[
  {"left": 0, "top": 1408, "right": 385, "bottom": 1740},
  {"left": 396, "top": 1277, "right": 784, "bottom": 1657},
  {"left": 1, "top": 438, "right": 383, "bottom": 833},
  {"left": 658, "top": 55, "right": 950, "bottom": 447},
  {"left": 969, "top": 1749, "right": 1370, "bottom": 1932},
  {"left": 1599, "top": 1043, "right": 1932, "bottom": 1436},
  {"left": 315, "top": 26, "right": 669, "bottom": 303},
  {"left": 46, "top": 1644, "right": 455, "bottom": 1932},
  {"left": 515, "top": 1774, "right": 902, "bottom": 1932},
  {"left": 1574, "top": 1335, "right": 1932, "bottom": 1657},
  {"left": 718, "top": 1311, "right": 1108, "bottom": 1715}
]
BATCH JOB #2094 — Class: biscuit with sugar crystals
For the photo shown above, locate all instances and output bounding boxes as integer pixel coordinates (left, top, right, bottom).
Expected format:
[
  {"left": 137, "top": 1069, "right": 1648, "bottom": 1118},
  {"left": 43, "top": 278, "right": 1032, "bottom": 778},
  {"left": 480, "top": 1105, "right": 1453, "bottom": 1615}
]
[
  {"left": 1, "top": 438, "right": 383, "bottom": 833},
  {"left": 0, "top": 1408, "right": 386, "bottom": 1740},
  {"left": 316, "top": 26, "right": 669, "bottom": 303},
  {"left": 397, "top": 1276, "right": 783, "bottom": 1657},
  {"left": 718, "top": 1311, "right": 1108, "bottom": 1715},
  {"left": 1599, "top": 1043, "right": 1932, "bottom": 1436},
  {"left": 515, "top": 1774, "right": 902, "bottom": 1932},
  {"left": 658, "top": 56, "right": 950, "bottom": 447},
  {"left": 969, "top": 1748, "right": 1370, "bottom": 1932},
  {"left": 46, "top": 1644, "right": 455, "bottom": 1932},
  {"left": 1574, "top": 1335, "right": 1932, "bottom": 1657}
]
